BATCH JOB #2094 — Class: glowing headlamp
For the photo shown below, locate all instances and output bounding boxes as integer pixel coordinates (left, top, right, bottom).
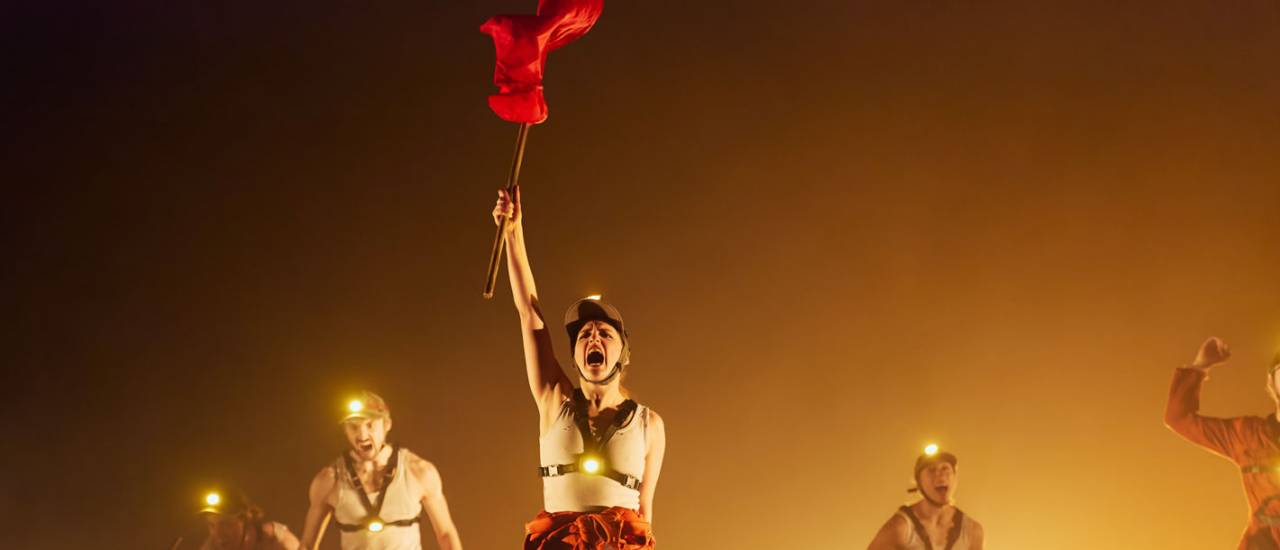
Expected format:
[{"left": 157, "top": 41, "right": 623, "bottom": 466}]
[
  {"left": 924, "top": 443, "right": 939, "bottom": 456},
  {"left": 367, "top": 519, "right": 385, "bottom": 532},
  {"left": 199, "top": 491, "right": 223, "bottom": 514},
  {"left": 580, "top": 455, "right": 603, "bottom": 475},
  {"left": 348, "top": 400, "right": 364, "bottom": 413}
]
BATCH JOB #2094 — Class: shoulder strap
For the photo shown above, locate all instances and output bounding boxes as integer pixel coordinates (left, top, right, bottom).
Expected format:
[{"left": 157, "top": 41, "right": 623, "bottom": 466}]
[
  {"left": 596, "top": 399, "right": 638, "bottom": 449},
  {"left": 945, "top": 508, "right": 965, "bottom": 550},
  {"left": 341, "top": 443, "right": 401, "bottom": 521},
  {"left": 640, "top": 404, "right": 649, "bottom": 445},
  {"left": 570, "top": 389, "right": 593, "bottom": 449},
  {"left": 332, "top": 457, "right": 346, "bottom": 484},
  {"left": 898, "top": 505, "right": 966, "bottom": 550},
  {"left": 898, "top": 505, "right": 934, "bottom": 550},
  {"left": 569, "top": 389, "right": 638, "bottom": 451},
  {"left": 556, "top": 394, "right": 574, "bottom": 420}
]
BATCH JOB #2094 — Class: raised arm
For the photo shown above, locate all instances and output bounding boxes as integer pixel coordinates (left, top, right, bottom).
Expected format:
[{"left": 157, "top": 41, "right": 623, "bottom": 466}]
[
  {"left": 638, "top": 409, "right": 666, "bottom": 524},
  {"left": 1164, "top": 337, "right": 1242, "bottom": 459},
  {"left": 298, "top": 466, "right": 336, "bottom": 550},
  {"left": 410, "top": 455, "right": 462, "bottom": 550},
  {"left": 494, "top": 186, "right": 572, "bottom": 416}
]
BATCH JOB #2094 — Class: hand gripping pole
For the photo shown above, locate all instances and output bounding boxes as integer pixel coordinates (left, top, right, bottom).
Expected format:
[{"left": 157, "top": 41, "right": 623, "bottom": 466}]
[{"left": 483, "top": 122, "right": 531, "bottom": 299}]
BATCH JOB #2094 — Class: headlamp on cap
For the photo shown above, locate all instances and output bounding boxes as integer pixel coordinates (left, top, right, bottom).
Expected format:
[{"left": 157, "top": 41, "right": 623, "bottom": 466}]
[
  {"left": 910, "top": 442, "right": 958, "bottom": 499},
  {"left": 915, "top": 446, "right": 957, "bottom": 475},
  {"left": 341, "top": 391, "right": 390, "bottom": 423},
  {"left": 200, "top": 491, "right": 223, "bottom": 515}
]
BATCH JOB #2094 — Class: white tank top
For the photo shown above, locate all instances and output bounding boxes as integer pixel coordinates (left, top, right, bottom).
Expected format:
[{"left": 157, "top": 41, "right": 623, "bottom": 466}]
[
  {"left": 540, "top": 397, "right": 647, "bottom": 512},
  {"left": 333, "top": 448, "right": 423, "bottom": 550},
  {"left": 894, "top": 508, "right": 978, "bottom": 550}
]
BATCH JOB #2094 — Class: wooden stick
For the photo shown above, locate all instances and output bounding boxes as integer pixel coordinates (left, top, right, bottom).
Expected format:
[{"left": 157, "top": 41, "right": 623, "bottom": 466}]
[{"left": 483, "top": 122, "right": 531, "bottom": 299}]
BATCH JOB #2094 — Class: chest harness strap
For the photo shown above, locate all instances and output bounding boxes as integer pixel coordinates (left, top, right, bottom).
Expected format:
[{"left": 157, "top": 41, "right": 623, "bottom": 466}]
[
  {"left": 899, "top": 505, "right": 966, "bottom": 550},
  {"left": 334, "top": 445, "right": 421, "bottom": 532},
  {"left": 539, "top": 389, "right": 642, "bottom": 491}
]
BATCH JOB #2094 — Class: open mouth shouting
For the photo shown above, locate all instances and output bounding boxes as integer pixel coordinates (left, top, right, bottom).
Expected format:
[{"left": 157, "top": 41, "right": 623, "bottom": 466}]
[
  {"left": 357, "top": 440, "right": 376, "bottom": 456},
  {"left": 933, "top": 484, "right": 951, "bottom": 498},
  {"left": 586, "top": 348, "right": 606, "bottom": 367}
]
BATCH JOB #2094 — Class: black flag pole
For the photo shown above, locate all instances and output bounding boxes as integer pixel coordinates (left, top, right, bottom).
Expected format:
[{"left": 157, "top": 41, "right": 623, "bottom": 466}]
[{"left": 483, "top": 122, "right": 532, "bottom": 299}]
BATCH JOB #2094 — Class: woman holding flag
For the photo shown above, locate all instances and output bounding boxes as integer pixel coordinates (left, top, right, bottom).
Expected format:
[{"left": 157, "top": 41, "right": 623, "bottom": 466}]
[
  {"left": 492, "top": 185, "right": 666, "bottom": 550},
  {"left": 481, "top": 1, "right": 665, "bottom": 546}
]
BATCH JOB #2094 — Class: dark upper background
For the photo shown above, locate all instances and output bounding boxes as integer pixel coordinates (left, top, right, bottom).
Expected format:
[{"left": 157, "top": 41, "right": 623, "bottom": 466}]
[{"left": 4, "top": 1, "right": 1279, "bottom": 548}]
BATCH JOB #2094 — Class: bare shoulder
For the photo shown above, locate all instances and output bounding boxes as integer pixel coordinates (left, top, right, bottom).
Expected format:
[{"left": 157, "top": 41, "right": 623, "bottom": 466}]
[
  {"left": 403, "top": 449, "right": 443, "bottom": 490},
  {"left": 310, "top": 463, "right": 337, "bottom": 491},
  {"left": 260, "top": 521, "right": 284, "bottom": 539},
  {"left": 645, "top": 407, "right": 665, "bottom": 433},
  {"left": 967, "top": 515, "right": 984, "bottom": 540},
  {"left": 642, "top": 407, "right": 665, "bottom": 446},
  {"left": 885, "top": 511, "right": 908, "bottom": 532},
  {"left": 264, "top": 521, "right": 301, "bottom": 549},
  {"left": 870, "top": 512, "right": 909, "bottom": 547},
  {"left": 403, "top": 449, "right": 438, "bottom": 476}
]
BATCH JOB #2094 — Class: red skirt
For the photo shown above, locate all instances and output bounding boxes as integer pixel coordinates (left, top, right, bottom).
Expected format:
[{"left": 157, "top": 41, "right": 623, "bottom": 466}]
[{"left": 524, "top": 507, "right": 655, "bottom": 550}]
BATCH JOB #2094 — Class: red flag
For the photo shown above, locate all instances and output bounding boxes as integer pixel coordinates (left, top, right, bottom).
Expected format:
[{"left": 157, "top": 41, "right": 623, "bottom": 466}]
[{"left": 480, "top": 0, "right": 605, "bottom": 124}]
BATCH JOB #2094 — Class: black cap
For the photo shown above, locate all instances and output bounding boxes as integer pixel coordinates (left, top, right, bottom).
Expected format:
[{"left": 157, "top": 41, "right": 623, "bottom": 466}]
[
  {"left": 564, "top": 297, "right": 629, "bottom": 366},
  {"left": 914, "top": 450, "right": 958, "bottom": 478},
  {"left": 908, "top": 447, "right": 958, "bottom": 494}
]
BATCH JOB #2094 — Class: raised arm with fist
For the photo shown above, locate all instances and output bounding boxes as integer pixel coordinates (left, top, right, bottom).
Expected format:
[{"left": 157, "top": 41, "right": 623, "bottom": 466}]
[
  {"left": 1188, "top": 336, "right": 1232, "bottom": 371},
  {"left": 1165, "top": 336, "right": 1280, "bottom": 548}
]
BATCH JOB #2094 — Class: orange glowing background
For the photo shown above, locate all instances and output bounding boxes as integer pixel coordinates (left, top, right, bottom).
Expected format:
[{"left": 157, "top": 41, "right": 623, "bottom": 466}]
[{"left": 5, "top": 1, "right": 1280, "bottom": 549}]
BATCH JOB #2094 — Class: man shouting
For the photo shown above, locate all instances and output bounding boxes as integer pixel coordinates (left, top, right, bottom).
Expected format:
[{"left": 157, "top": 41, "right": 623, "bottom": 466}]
[{"left": 299, "top": 391, "right": 462, "bottom": 550}]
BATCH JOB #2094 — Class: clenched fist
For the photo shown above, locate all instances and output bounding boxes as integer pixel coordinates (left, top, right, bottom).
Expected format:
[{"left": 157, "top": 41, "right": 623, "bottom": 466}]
[
  {"left": 1190, "top": 337, "right": 1232, "bottom": 370},
  {"left": 492, "top": 185, "right": 522, "bottom": 232}
]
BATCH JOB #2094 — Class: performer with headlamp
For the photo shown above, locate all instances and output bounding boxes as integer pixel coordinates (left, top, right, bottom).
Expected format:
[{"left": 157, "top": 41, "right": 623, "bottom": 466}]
[
  {"left": 492, "top": 186, "right": 667, "bottom": 549},
  {"left": 298, "top": 391, "right": 462, "bottom": 550},
  {"left": 867, "top": 444, "right": 985, "bottom": 550},
  {"left": 1165, "top": 336, "right": 1280, "bottom": 549},
  {"left": 194, "top": 490, "right": 300, "bottom": 550}
]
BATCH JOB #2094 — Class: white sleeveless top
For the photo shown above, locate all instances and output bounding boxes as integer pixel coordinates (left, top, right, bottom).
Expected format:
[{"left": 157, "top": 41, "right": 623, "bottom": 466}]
[
  {"left": 333, "top": 448, "right": 423, "bottom": 550},
  {"left": 894, "top": 508, "right": 978, "bottom": 550},
  {"left": 539, "top": 397, "right": 648, "bottom": 512}
]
